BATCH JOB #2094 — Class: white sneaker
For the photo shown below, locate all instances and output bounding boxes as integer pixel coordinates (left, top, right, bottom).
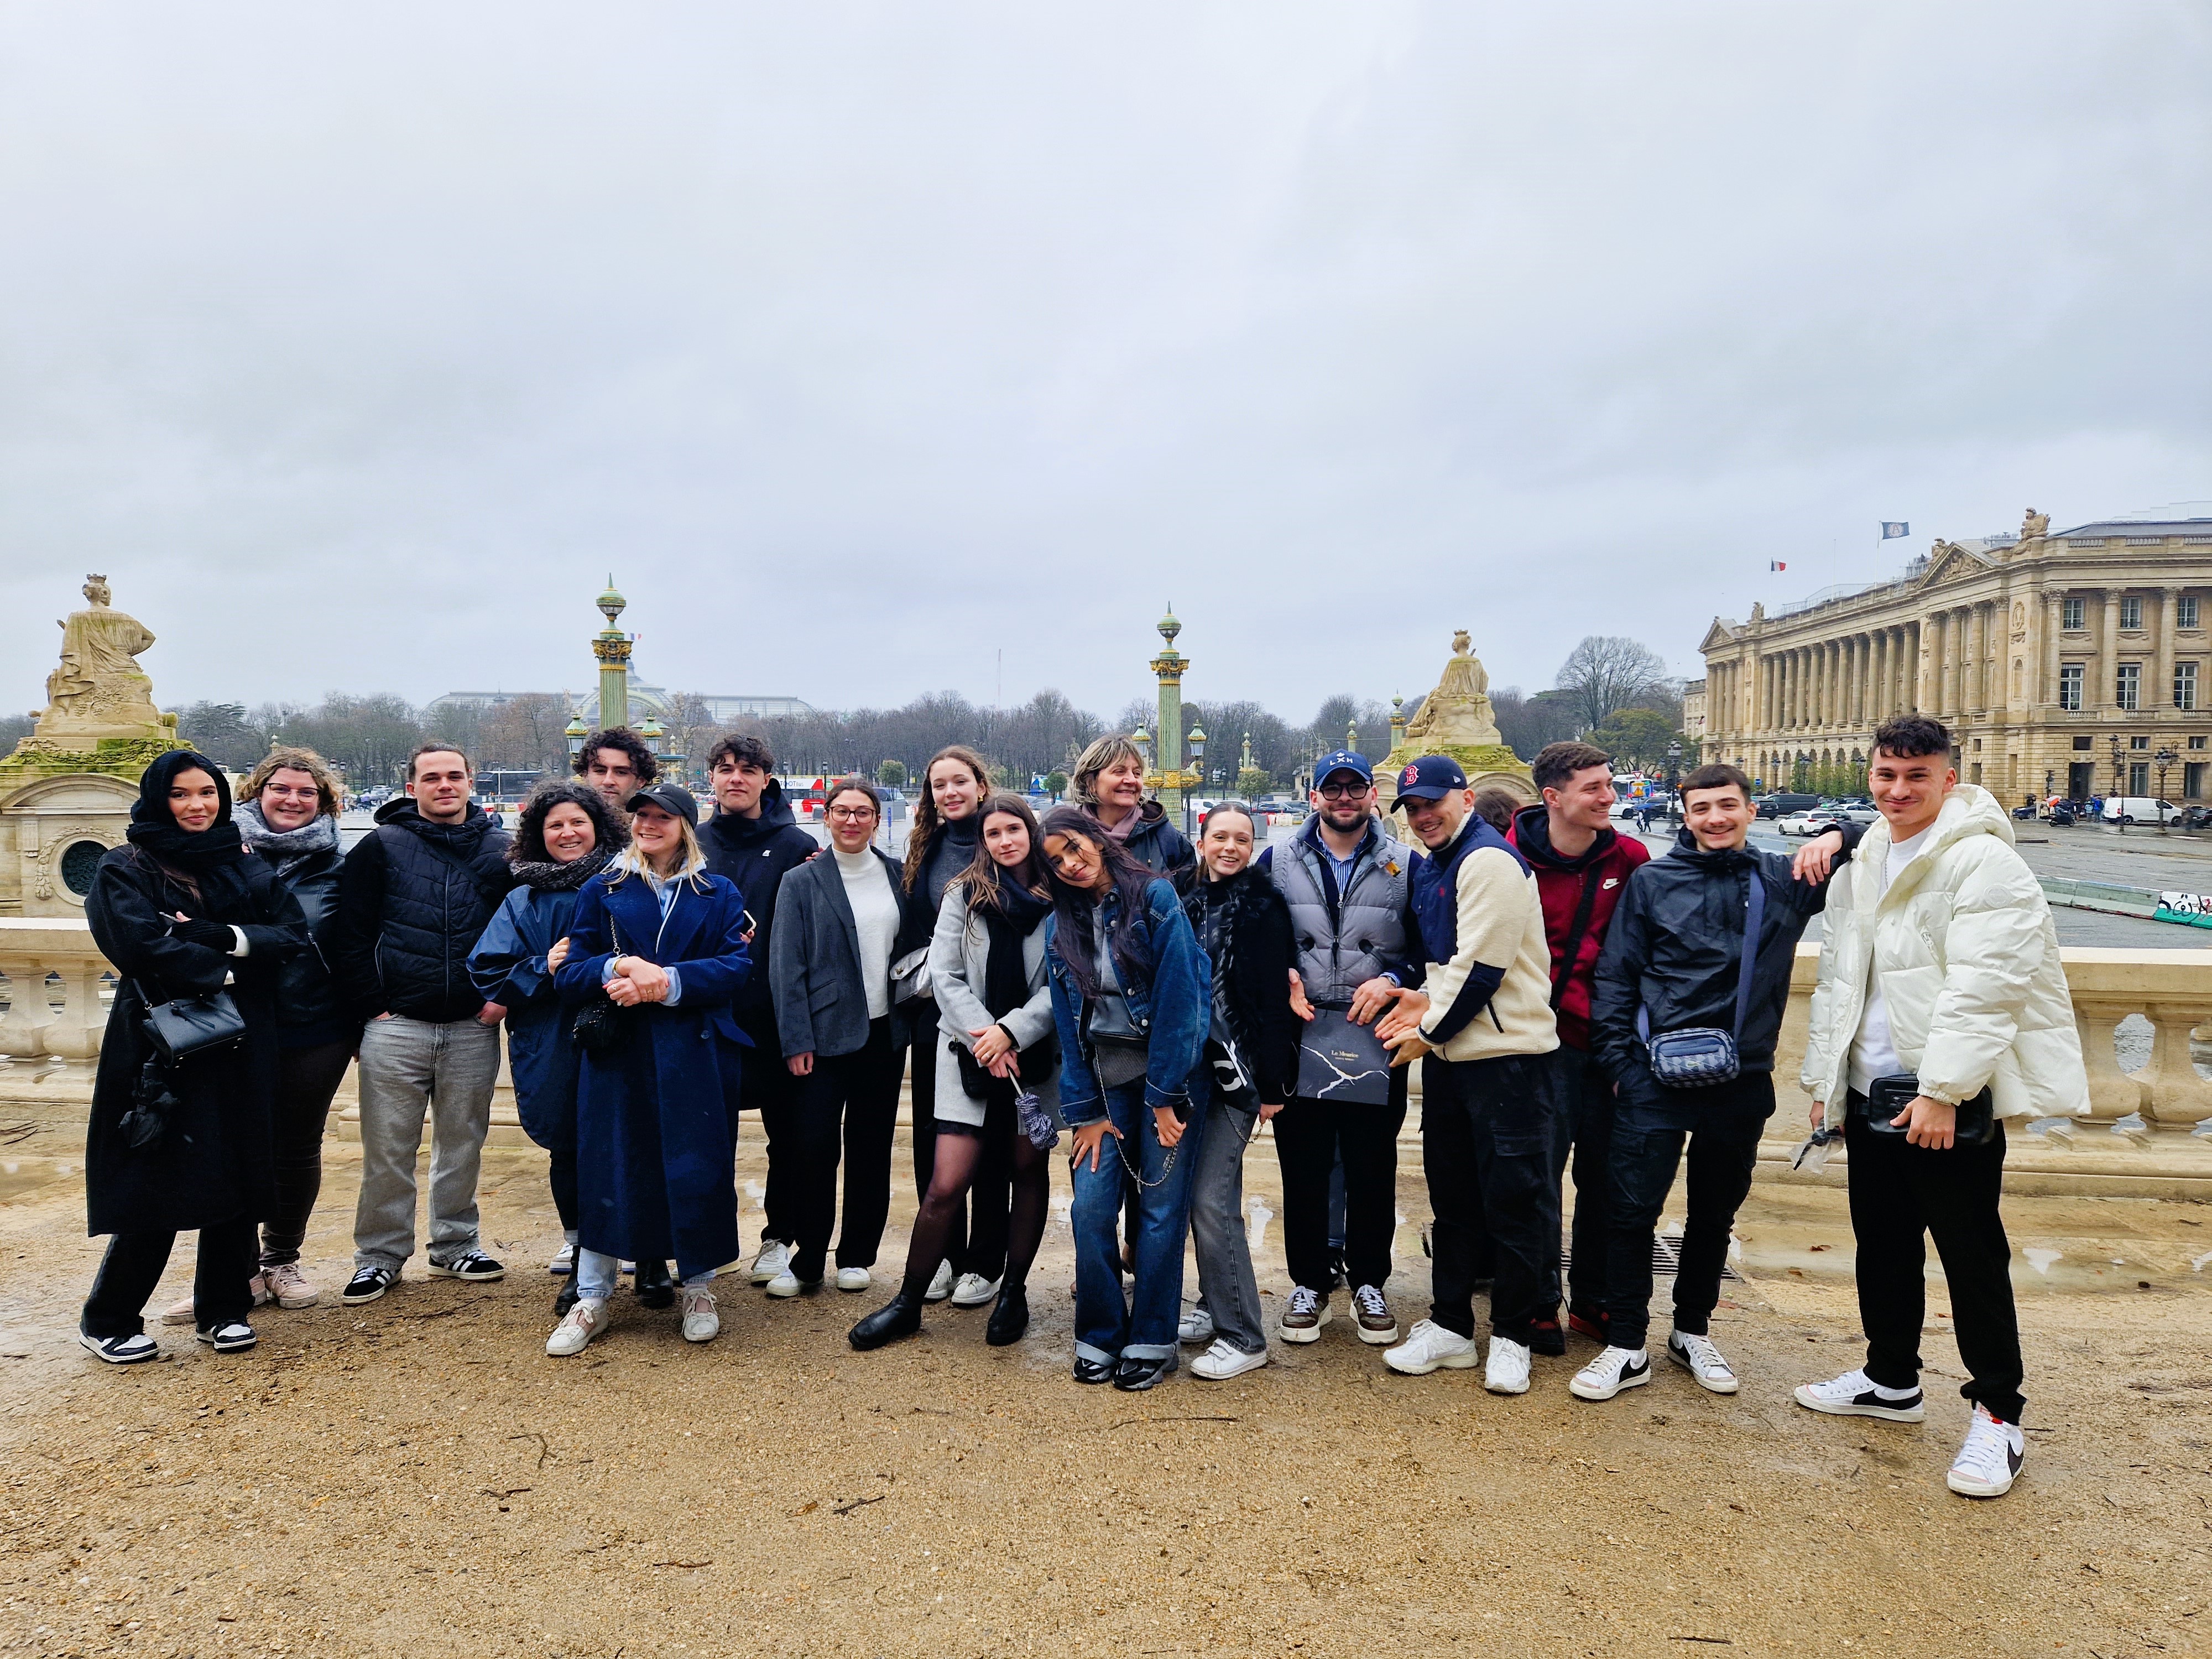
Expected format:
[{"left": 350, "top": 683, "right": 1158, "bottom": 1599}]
[
  {"left": 1191, "top": 1338, "right": 1269, "bottom": 1381},
  {"left": 748, "top": 1240, "right": 790, "bottom": 1285},
  {"left": 161, "top": 1272, "right": 273, "bottom": 1326},
  {"left": 1947, "top": 1405, "right": 2025, "bottom": 1498},
  {"left": 548, "top": 1241, "right": 575, "bottom": 1276},
  {"left": 546, "top": 1298, "right": 608, "bottom": 1357},
  {"left": 680, "top": 1287, "right": 720, "bottom": 1344},
  {"left": 1177, "top": 1307, "right": 1217, "bottom": 1345},
  {"left": 1793, "top": 1368, "right": 1927, "bottom": 1423},
  {"left": 836, "top": 1266, "right": 873, "bottom": 1293},
  {"left": 950, "top": 1272, "right": 1000, "bottom": 1308},
  {"left": 764, "top": 1270, "right": 806, "bottom": 1299},
  {"left": 1484, "top": 1335, "right": 1532, "bottom": 1395},
  {"left": 1383, "top": 1318, "right": 1480, "bottom": 1375},
  {"left": 1667, "top": 1329, "right": 1739, "bottom": 1394},
  {"left": 1279, "top": 1285, "right": 1331, "bottom": 1344},
  {"left": 1569, "top": 1345, "right": 1653, "bottom": 1401},
  {"left": 922, "top": 1260, "right": 954, "bottom": 1302}
]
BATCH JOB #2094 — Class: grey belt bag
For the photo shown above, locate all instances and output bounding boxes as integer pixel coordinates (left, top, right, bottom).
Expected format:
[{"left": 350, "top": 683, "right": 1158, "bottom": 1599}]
[{"left": 1084, "top": 992, "right": 1150, "bottom": 1088}]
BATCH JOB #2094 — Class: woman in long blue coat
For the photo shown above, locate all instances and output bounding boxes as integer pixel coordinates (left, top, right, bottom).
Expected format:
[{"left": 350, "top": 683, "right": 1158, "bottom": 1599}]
[
  {"left": 468, "top": 780, "right": 627, "bottom": 1316},
  {"left": 548, "top": 781, "right": 752, "bottom": 1357}
]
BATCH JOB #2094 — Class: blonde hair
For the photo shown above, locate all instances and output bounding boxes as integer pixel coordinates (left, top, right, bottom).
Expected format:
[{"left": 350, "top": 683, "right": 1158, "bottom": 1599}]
[
  {"left": 1071, "top": 734, "right": 1145, "bottom": 809},
  {"left": 243, "top": 746, "right": 342, "bottom": 817},
  {"left": 607, "top": 813, "right": 709, "bottom": 890}
]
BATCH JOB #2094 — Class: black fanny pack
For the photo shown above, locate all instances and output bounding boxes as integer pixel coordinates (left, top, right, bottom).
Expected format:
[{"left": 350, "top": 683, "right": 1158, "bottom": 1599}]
[{"left": 1853, "top": 1074, "right": 1995, "bottom": 1146}]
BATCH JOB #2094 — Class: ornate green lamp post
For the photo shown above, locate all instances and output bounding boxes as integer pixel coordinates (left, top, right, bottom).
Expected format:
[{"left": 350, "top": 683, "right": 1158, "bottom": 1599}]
[{"left": 593, "top": 577, "right": 632, "bottom": 732}]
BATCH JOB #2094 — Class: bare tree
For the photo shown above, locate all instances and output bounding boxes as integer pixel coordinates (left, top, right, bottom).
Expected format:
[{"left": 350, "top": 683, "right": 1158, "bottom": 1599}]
[
  {"left": 479, "top": 692, "right": 572, "bottom": 775},
  {"left": 1553, "top": 636, "right": 1670, "bottom": 733}
]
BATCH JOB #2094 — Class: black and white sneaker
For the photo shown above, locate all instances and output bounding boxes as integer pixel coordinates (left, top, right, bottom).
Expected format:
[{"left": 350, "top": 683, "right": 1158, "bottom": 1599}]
[
  {"left": 341, "top": 1266, "right": 396, "bottom": 1305},
  {"left": 427, "top": 1251, "right": 506, "bottom": 1282},
  {"left": 1568, "top": 1345, "right": 1652, "bottom": 1401},
  {"left": 80, "top": 1331, "right": 158, "bottom": 1365},
  {"left": 1793, "top": 1368, "right": 1926, "bottom": 1423},
  {"left": 196, "top": 1321, "right": 257, "bottom": 1354},
  {"left": 1947, "top": 1405, "right": 2025, "bottom": 1498}
]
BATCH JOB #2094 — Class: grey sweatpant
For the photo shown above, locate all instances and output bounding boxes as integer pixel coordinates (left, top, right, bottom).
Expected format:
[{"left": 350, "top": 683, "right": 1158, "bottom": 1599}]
[{"left": 352, "top": 1014, "right": 501, "bottom": 1273}]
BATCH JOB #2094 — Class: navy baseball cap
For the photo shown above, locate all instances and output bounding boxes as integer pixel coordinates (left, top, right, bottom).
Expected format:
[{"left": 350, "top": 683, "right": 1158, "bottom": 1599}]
[
  {"left": 625, "top": 780, "right": 700, "bottom": 827},
  {"left": 1394, "top": 754, "right": 1468, "bottom": 802},
  {"left": 1313, "top": 749, "right": 1374, "bottom": 786}
]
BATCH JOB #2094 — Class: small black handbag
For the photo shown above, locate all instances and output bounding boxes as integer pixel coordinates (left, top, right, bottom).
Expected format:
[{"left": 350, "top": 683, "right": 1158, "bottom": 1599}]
[
  {"left": 135, "top": 981, "right": 247, "bottom": 1062},
  {"left": 1084, "top": 992, "right": 1151, "bottom": 1088},
  {"left": 570, "top": 915, "right": 635, "bottom": 1055}
]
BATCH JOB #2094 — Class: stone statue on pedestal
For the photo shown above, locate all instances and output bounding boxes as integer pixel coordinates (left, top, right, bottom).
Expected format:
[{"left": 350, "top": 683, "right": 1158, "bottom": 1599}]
[
  {"left": 1380, "top": 630, "right": 1533, "bottom": 810},
  {"left": 37, "top": 576, "right": 165, "bottom": 744}
]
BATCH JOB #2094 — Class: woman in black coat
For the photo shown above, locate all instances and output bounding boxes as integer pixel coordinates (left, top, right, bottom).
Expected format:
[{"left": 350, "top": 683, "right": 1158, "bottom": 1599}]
[
  {"left": 1178, "top": 804, "right": 1300, "bottom": 1381},
  {"left": 79, "top": 750, "right": 308, "bottom": 1363}
]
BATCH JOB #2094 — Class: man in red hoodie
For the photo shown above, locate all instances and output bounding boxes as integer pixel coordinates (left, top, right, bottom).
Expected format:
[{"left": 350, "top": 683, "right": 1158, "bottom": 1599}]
[{"left": 1508, "top": 742, "right": 1651, "bottom": 1339}]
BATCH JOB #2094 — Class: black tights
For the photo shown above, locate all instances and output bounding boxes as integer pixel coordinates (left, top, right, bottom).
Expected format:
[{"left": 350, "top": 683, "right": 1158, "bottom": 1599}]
[{"left": 900, "top": 1123, "right": 1048, "bottom": 1300}]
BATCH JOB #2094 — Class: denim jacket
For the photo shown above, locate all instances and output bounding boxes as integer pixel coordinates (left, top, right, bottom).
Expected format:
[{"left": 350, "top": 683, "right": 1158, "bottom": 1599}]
[{"left": 1046, "top": 877, "right": 1211, "bottom": 1124}]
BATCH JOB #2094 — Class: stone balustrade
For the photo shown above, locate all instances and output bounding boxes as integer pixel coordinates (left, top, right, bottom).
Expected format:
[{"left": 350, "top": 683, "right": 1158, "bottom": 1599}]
[{"left": 0, "top": 917, "right": 114, "bottom": 1066}]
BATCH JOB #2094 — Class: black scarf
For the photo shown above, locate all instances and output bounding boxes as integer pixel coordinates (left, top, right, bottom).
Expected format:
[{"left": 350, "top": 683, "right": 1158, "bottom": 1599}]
[
  {"left": 956, "top": 877, "right": 1058, "bottom": 1101},
  {"left": 510, "top": 844, "right": 616, "bottom": 893},
  {"left": 126, "top": 749, "right": 250, "bottom": 904}
]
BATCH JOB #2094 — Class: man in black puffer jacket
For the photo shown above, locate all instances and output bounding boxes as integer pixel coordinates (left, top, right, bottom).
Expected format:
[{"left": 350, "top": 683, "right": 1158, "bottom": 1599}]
[
  {"left": 697, "top": 734, "right": 820, "bottom": 1284},
  {"left": 328, "top": 745, "right": 514, "bottom": 1306}
]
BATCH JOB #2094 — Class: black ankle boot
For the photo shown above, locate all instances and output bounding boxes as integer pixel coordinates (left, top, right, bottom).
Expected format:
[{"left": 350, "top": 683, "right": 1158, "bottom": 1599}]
[
  {"left": 553, "top": 1279, "right": 581, "bottom": 1318},
  {"left": 984, "top": 1284, "right": 1030, "bottom": 1347},
  {"left": 847, "top": 1291, "right": 924, "bottom": 1351},
  {"left": 634, "top": 1260, "right": 675, "bottom": 1310}
]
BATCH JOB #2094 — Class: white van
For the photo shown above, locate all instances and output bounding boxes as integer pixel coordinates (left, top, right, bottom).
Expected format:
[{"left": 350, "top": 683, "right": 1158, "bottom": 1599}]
[{"left": 2100, "top": 796, "right": 2179, "bottom": 826}]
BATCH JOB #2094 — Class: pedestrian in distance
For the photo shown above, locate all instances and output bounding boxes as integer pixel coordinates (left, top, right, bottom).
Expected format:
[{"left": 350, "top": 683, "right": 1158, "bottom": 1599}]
[
  {"left": 1470, "top": 786, "right": 1522, "bottom": 835},
  {"left": 895, "top": 745, "right": 995, "bottom": 1306},
  {"left": 1255, "top": 748, "right": 1419, "bottom": 1352},
  {"left": 573, "top": 726, "right": 658, "bottom": 811},
  {"left": 79, "top": 751, "right": 310, "bottom": 1363},
  {"left": 1040, "top": 808, "right": 1210, "bottom": 1391},
  {"left": 848, "top": 794, "right": 1064, "bottom": 1351},
  {"left": 1177, "top": 803, "right": 1299, "bottom": 1382},
  {"left": 1375, "top": 755, "right": 1567, "bottom": 1395},
  {"left": 544, "top": 781, "right": 751, "bottom": 1355},
  {"left": 1796, "top": 717, "right": 2088, "bottom": 1499},
  {"left": 696, "top": 734, "right": 820, "bottom": 1293},
  {"left": 1573, "top": 763, "right": 1854, "bottom": 1405},
  {"left": 153, "top": 746, "right": 351, "bottom": 1325},
  {"left": 1071, "top": 733, "right": 1195, "bottom": 880},
  {"left": 766, "top": 778, "right": 909, "bottom": 1297},
  {"left": 467, "top": 781, "right": 628, "bottom": 1317}
]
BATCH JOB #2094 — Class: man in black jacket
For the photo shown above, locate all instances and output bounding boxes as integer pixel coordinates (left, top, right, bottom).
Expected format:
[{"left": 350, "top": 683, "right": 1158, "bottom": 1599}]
[
  {"left": 328, "top": 744, "right": 514, "bottom": 1305},
  {"left": 1573, "top": 763, "right": 1853, "bottom": 1402},
  {"left": 697, "top": 734, "right": 820, "bottom": 1287}
]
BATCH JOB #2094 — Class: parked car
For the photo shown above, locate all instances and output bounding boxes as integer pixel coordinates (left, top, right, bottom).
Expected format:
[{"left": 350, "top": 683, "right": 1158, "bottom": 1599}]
[
  {"left": 1775, "top": 809, "right": 1843, "bottom": 837},
  {"left": 1754, "top": 792, "right": 1821, "bottom": 819},
  {"left": 1828, "top": 803, "right": 1880, "bottom": 825},
  {"left": 2100, "top": 796, "right": 2180, "bottom": 827}
]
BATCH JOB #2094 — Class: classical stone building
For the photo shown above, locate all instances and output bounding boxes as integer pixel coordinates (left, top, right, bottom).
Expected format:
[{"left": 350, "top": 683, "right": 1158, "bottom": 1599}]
[{"left": 1699, "top": 506, "right": 2212, "bottom": 804}]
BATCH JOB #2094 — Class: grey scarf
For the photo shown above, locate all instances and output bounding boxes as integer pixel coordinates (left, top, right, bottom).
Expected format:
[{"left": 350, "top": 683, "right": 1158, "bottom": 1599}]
[{"left": 236, "top": 800, "right": 340, "bottom": 880}]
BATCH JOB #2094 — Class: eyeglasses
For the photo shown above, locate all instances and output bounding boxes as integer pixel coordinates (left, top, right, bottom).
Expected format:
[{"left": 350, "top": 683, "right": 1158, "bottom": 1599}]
[
  {"left": 1318, "top": 780, "right": 1371, "bottom": 800},
  {"left": 827, "top": 806, "right": 877, "bottom": 822}
]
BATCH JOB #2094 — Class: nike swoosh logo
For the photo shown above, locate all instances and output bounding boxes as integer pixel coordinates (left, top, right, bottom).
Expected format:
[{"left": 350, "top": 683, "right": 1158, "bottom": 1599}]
[{"left": 1602, "top": 878, "right": 1620, "bottom": 889}]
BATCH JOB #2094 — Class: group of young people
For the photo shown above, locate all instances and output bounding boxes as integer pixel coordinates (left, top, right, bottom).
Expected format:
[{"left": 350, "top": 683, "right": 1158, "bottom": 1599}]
[{"left": 75, "top": 711, "right": 2083, "bottom": 1498}]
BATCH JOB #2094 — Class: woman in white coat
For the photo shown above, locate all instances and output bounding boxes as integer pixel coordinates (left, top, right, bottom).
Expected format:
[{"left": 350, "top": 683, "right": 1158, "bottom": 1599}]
[{"left": 848, "top": 795, "right": 1061, "bottom": 1350}]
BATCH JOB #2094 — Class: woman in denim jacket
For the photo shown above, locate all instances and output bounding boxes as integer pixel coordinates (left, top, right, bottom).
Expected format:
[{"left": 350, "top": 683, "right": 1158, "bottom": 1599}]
[{"left": 1038, "top": 808, "right": 1209, "bottom": 1391}]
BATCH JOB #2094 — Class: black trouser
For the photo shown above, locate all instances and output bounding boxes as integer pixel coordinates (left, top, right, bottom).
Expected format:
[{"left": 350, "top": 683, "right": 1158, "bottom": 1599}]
[
  {"left": 1421, "top": 1051, "right": 1564, "bottom": 1349},
  {"left": 906, "top": 1006, "right": 973, "bottom": 1277},
  {"left": 1272, "top": 1087, "right": 1406, "bottom": 1295},
  {"left": 260, "top": 1040, "right": 354, "bottom": 1267},
  {"left": 788, "top": 1017, "right": 905, "bottom": 1283},
  {"left": 547, "top": 1141, "right": 580, "bottom": 1234},
  {"left": 1550, "top": 1044, "right": 1616, "bottom": 1314},
  {"left": 83, "top": 1220, "right": 259, "bottom": 1338},
  {"left": 738, "top": 1004, "right": 797, "bottom": 1247},
  {"left": 1845, "top": 1107, "right": 2026, "bottom": 1425},
  {"left": 1604, "top": 1070, "right": 1770, "bottom": 1352}
]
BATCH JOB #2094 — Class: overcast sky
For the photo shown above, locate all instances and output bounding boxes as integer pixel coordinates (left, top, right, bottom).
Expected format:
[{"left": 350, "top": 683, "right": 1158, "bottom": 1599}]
[{"left": 2, "top": 3, "right": 2206, "bottom": 723}]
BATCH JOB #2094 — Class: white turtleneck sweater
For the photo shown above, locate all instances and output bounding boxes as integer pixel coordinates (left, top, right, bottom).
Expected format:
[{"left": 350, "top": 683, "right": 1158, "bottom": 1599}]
[{"left": 834, "top": 845, "right": 900, "bottom": 1020}]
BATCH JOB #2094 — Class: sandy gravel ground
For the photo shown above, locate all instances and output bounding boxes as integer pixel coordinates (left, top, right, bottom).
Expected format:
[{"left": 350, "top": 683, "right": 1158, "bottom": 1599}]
[{"left": 3, "top": 1136, "right": 2208, "bottom": 1659}]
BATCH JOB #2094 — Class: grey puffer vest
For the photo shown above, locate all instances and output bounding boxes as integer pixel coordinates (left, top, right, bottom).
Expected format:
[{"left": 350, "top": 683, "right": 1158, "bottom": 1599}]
[{"left": 1270, "top": 822, "right": 1415, "bottom": 1006}]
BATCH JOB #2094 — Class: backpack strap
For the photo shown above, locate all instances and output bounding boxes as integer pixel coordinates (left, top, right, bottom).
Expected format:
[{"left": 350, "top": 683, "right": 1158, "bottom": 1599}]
[{"left": 1731, "top": 862, "right": 1767, "bottom": 1037}]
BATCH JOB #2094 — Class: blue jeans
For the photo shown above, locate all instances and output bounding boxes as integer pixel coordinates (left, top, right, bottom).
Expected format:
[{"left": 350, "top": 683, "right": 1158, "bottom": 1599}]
[
  {"left": 574, "top": 1250, "right": 714, "bottom": 1302},
  {"left": 1070, "top": 1082, "right": 1202, "bottom": 1365}
]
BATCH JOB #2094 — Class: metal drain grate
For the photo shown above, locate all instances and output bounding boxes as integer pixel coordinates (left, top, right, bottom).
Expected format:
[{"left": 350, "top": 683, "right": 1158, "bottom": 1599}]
[{"left": 1562, "top": 1235, "right": 1740, "bottom": 1282}]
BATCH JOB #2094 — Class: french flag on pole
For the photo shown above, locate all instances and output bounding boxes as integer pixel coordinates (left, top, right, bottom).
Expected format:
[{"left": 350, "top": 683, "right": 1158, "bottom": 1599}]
[
  {"left": 1881, "top": 521, "right": 1910, "bottom": 539},
  {"left": 1769, "top": 560, "right": 1787, "bottom": 572}
]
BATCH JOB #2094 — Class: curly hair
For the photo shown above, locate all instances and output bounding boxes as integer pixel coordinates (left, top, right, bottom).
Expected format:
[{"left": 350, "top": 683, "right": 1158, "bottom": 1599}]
[
  {"left": 510, "top": 779, "right": 630, "bottom": 865},
  {"left": 242, "top": 746, "right": 342, "bottom": 817},
  {"left": 572, "top": 727, "right": 659, "bottom": 786}
]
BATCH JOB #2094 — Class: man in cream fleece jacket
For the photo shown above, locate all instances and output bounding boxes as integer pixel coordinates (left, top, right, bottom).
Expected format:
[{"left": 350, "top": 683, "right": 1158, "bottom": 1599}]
[{"left": 1375, "top": 755, "right": 1563, "bottom": 1396}]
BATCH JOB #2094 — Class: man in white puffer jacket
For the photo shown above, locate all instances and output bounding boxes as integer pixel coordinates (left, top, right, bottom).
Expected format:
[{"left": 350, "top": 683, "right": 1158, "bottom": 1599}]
[{"left": 1795, "top": 716, "right": 2088, "bottom": 1501}]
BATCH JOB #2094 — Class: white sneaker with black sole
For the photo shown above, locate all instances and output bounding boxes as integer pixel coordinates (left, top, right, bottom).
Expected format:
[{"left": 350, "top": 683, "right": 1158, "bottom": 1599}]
[
  {"left": 1178, "top": 1308, "right": 1217, "bottom": 1345},
  {"left": 1667, "top": 1329, "right": 1739, "bottom": 1394},
  {"left": 1946, "top": 1405, "right": 2025, "bottom": 1498},
  {"left": 1484, "top": 1335, "right": 1532, "bottom": 1395},
  {"left": 427, "top": 1250, "right": 505, "bottom": 1282},
  {"left": 950, "top": 1272, "right": 1000, "bottom": 1308},
  {"left": 196, "top": 1321, "right": 257, "bottom": 1354},
  {"left": 922, "top": 1260, "right": 954, "bottom": 1302},
  {"left": 341, "top": 1266, "right": 396, "bottom": 1306},
  {"left": 1569, "top": 1345, "right": 1653, "bottom": 1401},
  {"left": 749, "top": 1240, "right": 791, "bottom": 1286},
  {"left": 1383, "top": 1318, "right": 1479, "bottom": 1375},
  {"left": 80, "top": 1331, "right": 159, "bottom": 1365},
  {"left": 1190, "top": 1338, "right": 1269, "bottom": 1381},
  {"left": 1792, "top": 1368, "right": 1926, "bottom": 1423}
]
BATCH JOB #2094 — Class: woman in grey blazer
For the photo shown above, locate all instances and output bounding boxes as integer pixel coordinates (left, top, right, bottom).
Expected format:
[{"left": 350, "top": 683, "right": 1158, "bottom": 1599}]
[{"left": 848, "top": 796, "right": 1061, "bottom": 1350}]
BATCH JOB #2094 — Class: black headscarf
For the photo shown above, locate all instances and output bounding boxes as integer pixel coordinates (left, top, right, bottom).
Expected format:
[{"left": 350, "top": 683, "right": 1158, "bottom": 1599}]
[{"left": 127, "top": 750, "right": 248, "bottom": 874}]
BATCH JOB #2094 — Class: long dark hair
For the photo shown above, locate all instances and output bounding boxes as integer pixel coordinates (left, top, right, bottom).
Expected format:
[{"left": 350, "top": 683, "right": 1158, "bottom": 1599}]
[
  {"left": 903, "top": 744, "right": 992, "bottom": 893},
  {"left": 1039, "top": 806, "right": 1157, "bottom": 997},
  {"left": 958, "top": 794, "right": 1051, "bottom": 917}
]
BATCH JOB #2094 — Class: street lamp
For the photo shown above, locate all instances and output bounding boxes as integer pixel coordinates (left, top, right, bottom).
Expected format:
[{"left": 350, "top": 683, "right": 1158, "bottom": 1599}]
[
  {"left": 564, "top": 714, "right": 588, "bottom": 761},
  {"left": 1186, "top": 726, "right": 1209, "bottom": 834},
  {"left": 1130, "top": 725, "right": 1152, "bottom": 772},
  {"left": 2110, "top": 734, "right": 2126, "bottom": 833},
  {"left": 2155, "top": 745, "right": 2179, "bottom": 832}
]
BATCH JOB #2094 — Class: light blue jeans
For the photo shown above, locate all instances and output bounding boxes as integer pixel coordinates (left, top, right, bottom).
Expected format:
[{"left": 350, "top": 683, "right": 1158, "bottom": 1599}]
[{"left": 575, "top": 1250, "right": 716, "bottom": 1301}]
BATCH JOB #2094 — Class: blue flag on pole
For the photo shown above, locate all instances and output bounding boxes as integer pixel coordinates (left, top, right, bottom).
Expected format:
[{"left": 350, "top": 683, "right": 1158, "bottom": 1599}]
[{"left": 1881, "top": 521, "right": 1908, "bottom": 539}]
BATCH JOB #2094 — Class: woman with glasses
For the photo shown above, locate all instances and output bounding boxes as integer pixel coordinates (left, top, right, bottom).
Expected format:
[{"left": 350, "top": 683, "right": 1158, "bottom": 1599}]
[
  {"left": 765, "top": 778, "right": 909, "bottom": 1297},
  {"left": 1039, "top": 808, "right": 1209, "bottom": 1390}
]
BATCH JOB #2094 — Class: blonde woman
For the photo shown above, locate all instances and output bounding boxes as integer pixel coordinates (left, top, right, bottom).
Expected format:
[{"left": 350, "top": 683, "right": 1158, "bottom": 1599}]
[
  {"left": 546, "top": 782, "right": 751, "bottom": 1356},
  {"left": 1071, "top": 733, "right": 1194, "bottom": 879}
]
